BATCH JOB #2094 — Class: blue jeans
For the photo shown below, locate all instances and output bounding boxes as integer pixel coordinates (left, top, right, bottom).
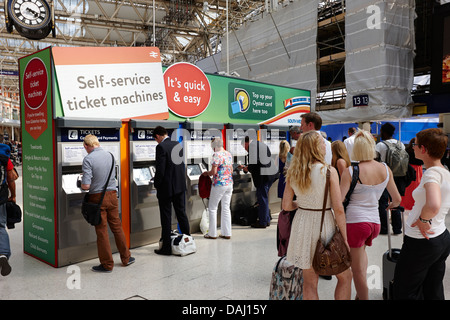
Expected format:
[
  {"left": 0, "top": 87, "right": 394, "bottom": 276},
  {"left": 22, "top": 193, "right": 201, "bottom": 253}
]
[
  {"left": 0, "top": 203, "right": 10, "bottom": 259},
  {"left": 256, "top": 181, "right": 273, "bottom": 225}
]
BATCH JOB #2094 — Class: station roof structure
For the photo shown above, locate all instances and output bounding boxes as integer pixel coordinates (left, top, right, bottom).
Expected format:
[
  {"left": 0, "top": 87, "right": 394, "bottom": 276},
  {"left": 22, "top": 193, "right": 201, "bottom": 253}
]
[
  {"left": 1, "top": 0, "right": 269, "bottom": 95},
  {"left": 0, "top": 0, "right": 435, "bottom": 117}
]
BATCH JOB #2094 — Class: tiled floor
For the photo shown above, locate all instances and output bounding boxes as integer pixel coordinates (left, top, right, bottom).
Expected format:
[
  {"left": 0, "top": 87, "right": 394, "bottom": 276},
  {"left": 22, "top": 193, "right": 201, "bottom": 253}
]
[{"left": 1, "top": 167, "right": 449, "bottom": 300}]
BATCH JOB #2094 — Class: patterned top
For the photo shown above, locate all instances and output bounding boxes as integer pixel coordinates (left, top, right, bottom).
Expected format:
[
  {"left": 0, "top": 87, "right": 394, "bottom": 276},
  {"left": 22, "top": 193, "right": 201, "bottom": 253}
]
[{"left": 211, "top": 150, "right": 233, "bottom": 186}]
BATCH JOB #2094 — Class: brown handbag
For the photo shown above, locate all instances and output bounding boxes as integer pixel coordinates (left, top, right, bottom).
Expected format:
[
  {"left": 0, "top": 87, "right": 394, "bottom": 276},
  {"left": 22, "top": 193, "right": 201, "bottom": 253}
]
[{"left": 312, "top": 167, "right": 352, "bottom": 276}]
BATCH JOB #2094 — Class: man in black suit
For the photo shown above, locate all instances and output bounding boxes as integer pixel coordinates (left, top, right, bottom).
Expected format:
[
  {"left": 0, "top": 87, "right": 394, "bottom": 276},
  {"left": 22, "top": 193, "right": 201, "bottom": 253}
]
[
  {"left": 153, "top": 126, "right": 190, "bottom": 255},
  {"left": 239, "top": 136, "right": 277, "bottom": 228}
]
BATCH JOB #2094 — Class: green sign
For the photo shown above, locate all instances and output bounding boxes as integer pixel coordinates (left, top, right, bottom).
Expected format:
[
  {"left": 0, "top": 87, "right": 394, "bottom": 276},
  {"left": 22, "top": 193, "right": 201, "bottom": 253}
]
[
  {"left": 166, "top": 70, "right": 310, "bottom": 125},
  {"left": 19, "top": 47, "right": 56, "bottom": 266}
]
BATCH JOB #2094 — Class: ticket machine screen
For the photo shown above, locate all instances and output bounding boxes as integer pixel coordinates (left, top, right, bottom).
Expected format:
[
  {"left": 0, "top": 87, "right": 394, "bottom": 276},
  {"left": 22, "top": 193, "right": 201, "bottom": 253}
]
[
  {"left": 187, "top": 164, "right": 203, "bottom": 176},
  {"left": 133, "top": 167, "right": 151, "bottom": 183}
]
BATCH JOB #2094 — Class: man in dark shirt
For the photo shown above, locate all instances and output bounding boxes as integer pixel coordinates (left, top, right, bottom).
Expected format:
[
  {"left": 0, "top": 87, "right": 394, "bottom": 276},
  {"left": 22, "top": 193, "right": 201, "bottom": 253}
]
[
  {"left": 240, "top": 136, "right": 277, "bottom": 228},
  {"left": 153, "top": 126, "right": 190, "bottom": 255}
]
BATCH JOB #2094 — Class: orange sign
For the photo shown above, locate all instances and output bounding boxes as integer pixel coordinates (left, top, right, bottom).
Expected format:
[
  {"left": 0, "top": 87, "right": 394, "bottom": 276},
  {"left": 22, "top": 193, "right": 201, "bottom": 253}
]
[
  {"left": 164, "top": 62, "right": 211, "bottom": 118},
  {"left": 52, "top": 47, "right": 169, "bottom": 120}
]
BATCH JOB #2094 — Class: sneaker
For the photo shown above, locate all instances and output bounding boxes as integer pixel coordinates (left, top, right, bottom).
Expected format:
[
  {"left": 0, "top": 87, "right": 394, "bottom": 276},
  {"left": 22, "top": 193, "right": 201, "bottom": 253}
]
[
  {"left": 91, "top": 264, "right": 112, "bottom": 273},
  {"left": 0, "top": 255, "right": 12, "bottom": 276},
  {"left": 126, "top": 257, "right": 135, "bottom": 266}
]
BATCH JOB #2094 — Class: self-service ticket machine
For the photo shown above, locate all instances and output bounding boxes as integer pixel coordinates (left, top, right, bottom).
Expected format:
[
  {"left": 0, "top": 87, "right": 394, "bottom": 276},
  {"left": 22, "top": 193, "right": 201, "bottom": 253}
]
[
  {"left": 225, "top": 123, "right": 258, "bottom": 215},
  {"left": 56, "top": 117, "right": 122, "bottom": 266},
  {"left": 260, "top": 125, "right": 288, "bottom": 206},
  {"left": 129, "top": 120, "right": 180, "bottom": 248},
  {"left": 182, "top": 121, "right": 223, "bottom": 232}
]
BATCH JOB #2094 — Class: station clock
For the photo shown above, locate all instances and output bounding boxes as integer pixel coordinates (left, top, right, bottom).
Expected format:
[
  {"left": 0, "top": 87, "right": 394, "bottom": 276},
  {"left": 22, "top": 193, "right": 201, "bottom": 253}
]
[{"left": 6, "top": 0, "right": 53, "bottom": 40}]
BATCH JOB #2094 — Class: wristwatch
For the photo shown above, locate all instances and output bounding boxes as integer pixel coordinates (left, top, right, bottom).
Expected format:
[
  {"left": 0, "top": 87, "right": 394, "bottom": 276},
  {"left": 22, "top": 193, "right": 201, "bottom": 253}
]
[
  {"left": 7, "top": 0, "right": 53, "bottom": 40},
  {"left": 419, "top": 216, "right": 432, "bottom": 224}
]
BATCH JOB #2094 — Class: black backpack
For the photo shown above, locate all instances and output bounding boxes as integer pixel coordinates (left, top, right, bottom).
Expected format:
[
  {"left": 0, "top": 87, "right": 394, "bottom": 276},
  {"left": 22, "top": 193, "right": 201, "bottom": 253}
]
[
  {"left": 0, "top": 144, "right": 11, "bottom": 205},
  {"left": 343, "top": 163, "right": 359, "bottom": 211}
]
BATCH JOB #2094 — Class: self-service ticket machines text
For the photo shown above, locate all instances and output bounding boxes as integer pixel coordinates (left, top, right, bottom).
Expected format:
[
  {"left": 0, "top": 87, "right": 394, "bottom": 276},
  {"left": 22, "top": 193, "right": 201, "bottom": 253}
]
[
  {"left": 129, "top": 120, "right": 180, "bottom": 248},
  {"left": 260, "top": 125, "right": 288, "bottom": 206},
  {"left": 182, "top": 121, "right": 223, "bottom": 232},
  {"left": 56, "top": 117, "right": 122, "bottom": 266},
  {"left": 225, "top": 123, "right": 258, "bottom": 215}
]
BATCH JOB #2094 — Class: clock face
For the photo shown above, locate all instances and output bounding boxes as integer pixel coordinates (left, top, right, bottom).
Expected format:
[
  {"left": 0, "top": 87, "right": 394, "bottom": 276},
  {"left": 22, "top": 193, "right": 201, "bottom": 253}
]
[
  {"left": 7, "top": 0, "right": 52, "bottom": 39},
  {"left": 17, "top": 1, "right": 46, "bottom": 24},
  {"left": 9, "top": 0, "right": 51, "bottom": 28}
]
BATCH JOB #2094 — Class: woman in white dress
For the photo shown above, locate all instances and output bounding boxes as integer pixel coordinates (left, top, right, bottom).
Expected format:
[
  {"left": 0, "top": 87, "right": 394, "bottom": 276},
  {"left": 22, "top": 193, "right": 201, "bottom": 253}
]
[{"left": 283, "top": 131, "right": 352, "bottom": 300}]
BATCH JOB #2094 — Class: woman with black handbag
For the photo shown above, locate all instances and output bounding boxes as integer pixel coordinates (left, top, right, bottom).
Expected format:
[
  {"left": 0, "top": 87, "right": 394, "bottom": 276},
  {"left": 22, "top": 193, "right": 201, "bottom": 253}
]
[
  {"left": 282, "top": 131, "right": 352, "bottom": 300},
  {"left": 340, "top": 129, "right": 400, "bottom": 300}
]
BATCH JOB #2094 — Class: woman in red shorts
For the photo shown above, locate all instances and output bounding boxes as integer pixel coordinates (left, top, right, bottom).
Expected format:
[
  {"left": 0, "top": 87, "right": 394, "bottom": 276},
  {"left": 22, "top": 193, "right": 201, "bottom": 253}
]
[{"left": 340, "top": 130, "right": 401, "bottom": 300}]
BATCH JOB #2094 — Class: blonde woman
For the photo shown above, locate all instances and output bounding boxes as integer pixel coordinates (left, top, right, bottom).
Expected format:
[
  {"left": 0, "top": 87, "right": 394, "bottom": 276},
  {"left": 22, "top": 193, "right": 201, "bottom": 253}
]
[
  {"left": 340, "top": 129, "right": 400, "bottom": 300},
  {"left": 331, "top": 140, "right": 351, "bottom": 179},
  {"left": 283, "top": 131, "right": 352, "bottom": 300},
  {"left": 277, "top": 140, "right": 290, "bottom": 201}
]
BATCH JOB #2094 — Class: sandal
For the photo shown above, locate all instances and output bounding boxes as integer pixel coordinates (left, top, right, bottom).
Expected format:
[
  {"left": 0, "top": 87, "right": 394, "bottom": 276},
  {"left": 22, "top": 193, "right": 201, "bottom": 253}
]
[
  {"left": 219, "top": 235, "right": 231, "bottom": 240},
  {"left": 204, "top": 234, "right": 217, "bottom": 239}
]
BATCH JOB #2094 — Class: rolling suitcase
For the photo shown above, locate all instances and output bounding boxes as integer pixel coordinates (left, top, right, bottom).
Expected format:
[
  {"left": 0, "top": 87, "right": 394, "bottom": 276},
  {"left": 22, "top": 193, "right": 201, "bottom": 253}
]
[{"left": 382, "top": 208, "right": 403, "bottom": 300}]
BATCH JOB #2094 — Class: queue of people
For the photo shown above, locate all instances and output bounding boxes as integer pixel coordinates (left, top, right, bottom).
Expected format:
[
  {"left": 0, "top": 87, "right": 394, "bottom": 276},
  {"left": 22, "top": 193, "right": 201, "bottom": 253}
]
[
  {"left": 1, "top": 118, "right": 448, "bottom": 301},
  {"left": 281, "top": 115, "right": 449, "bottom": 300},
  {"left": 72, "top": 122, "right": 450, "bottom": 300}
]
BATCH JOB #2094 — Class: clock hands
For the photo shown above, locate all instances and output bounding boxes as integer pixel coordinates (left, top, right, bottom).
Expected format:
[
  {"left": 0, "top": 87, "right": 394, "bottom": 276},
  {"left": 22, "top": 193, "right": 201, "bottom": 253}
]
[{"left": 25, "top": 6, "right": 40, "bottom": 19}]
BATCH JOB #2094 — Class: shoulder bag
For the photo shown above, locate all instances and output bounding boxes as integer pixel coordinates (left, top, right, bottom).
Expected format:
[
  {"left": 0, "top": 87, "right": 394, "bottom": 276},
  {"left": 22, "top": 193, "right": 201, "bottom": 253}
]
[
  {"left": 343, "top": 163, "right": 359, "bottom": 211},
  {"left": 312, "top": 167, "right": 352, "bottom": 276},
  {"left": 81, "top": 153, "right": 115, "bottom": 226}
]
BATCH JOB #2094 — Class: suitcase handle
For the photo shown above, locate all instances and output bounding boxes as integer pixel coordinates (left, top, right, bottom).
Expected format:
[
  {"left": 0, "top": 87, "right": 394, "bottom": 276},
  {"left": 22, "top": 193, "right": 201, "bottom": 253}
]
[
  {"left": 386, "top": 208, "right": 404, "bottom": 259},
  {"left": 387, "top": 209, "right": 392, "bottom": 258}
]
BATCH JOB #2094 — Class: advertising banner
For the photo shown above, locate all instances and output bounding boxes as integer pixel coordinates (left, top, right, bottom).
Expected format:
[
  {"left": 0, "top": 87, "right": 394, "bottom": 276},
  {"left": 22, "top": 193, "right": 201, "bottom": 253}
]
[
  {"left": 52, "top": 47, "right": 169, "bottom": 120},
  {"left": 19, "top": 47, "right": 56, "bottom": 266},
  {"left": 165, "top": 68, "right": 311, "bottom": 126}
]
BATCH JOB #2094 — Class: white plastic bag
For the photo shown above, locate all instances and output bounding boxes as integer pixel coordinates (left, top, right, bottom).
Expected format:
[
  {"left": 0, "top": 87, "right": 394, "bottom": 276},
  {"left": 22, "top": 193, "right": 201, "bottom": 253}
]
[
  {"left": 200, "top": 208, "right": 209, "bottom": 235},
  {"left": 171, "top": 234, "right": 197, "bottom": 257}
]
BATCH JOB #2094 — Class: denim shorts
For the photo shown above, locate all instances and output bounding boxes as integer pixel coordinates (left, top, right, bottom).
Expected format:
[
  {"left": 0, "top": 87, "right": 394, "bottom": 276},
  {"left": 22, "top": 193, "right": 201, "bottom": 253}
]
[{"left": 347, "top": 222, "right": 381, "bottom": 248}]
